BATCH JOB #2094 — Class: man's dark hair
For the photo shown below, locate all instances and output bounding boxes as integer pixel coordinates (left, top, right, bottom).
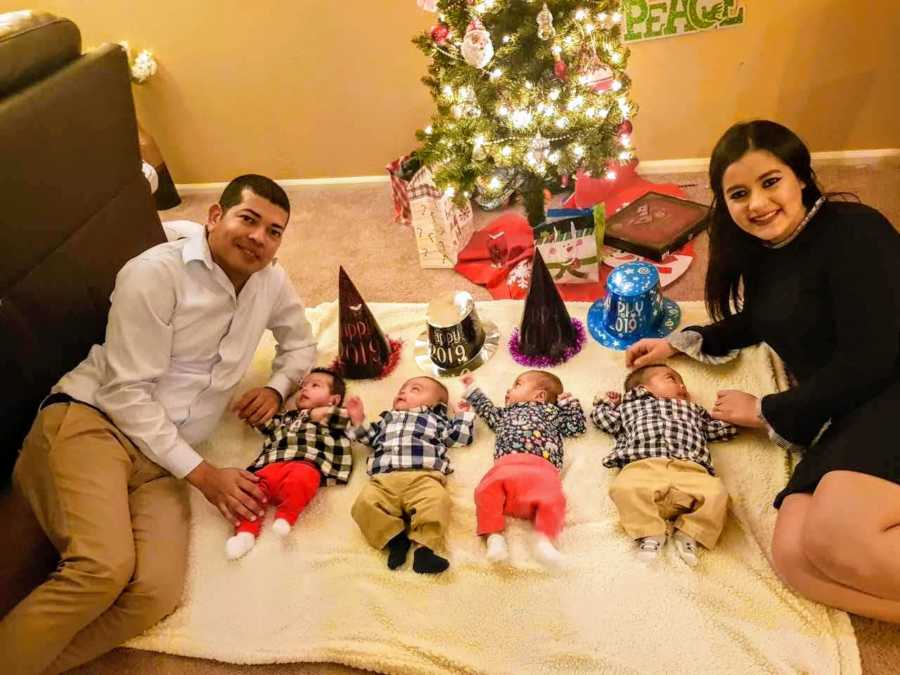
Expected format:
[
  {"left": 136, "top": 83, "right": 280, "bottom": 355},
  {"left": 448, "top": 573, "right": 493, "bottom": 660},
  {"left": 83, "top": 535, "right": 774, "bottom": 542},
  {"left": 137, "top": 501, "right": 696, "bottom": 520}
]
[
  {"left": 218, "top": 174, "right": 290, "bottom": 219},
  {"left": 624, "top": 365, "right": 671, "bottom": 392},
  {"left": 309, "top": 367, "right": 346, "bottom": 404}
]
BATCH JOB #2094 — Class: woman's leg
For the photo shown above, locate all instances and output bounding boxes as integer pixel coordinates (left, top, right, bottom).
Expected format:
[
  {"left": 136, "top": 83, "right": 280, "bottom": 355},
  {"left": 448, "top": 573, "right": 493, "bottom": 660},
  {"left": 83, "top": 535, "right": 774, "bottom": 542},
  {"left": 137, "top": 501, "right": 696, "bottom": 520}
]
[{"left": 771, "top": 474, "right": 900, "bottom": 623}]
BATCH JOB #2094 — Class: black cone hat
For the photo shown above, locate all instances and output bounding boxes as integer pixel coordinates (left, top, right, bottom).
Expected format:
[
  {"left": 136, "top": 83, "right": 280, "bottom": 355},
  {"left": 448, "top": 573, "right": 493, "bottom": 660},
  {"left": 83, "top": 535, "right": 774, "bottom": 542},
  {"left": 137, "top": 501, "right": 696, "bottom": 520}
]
[
  {"left": 519, "top": 250, "right": 578, "bottom": 362},
  {"left": 337, "top": 267, "right": 392, "bottom": 379}
]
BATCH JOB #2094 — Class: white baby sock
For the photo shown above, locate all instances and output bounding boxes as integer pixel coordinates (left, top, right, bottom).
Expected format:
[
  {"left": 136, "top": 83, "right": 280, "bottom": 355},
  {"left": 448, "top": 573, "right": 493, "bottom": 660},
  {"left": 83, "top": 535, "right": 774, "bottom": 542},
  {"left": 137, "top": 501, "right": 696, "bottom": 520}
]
[
  {"left": 225, "top": 531, "right": 256, "bottom": 560},
  {"left": 485, "top": 533, "right": 509, "bottom": 562},
  {"left": 532, "top": 532, "right": 564, "bottom": 568},
  {"left": 272, "top": 518, "right": 291, "bottom": 537}
]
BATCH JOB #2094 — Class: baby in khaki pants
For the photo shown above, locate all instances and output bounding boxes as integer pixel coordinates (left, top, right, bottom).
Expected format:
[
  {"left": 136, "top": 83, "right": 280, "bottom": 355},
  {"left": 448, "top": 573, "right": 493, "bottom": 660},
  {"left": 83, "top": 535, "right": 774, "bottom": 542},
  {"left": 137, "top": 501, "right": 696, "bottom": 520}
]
[
  {"left": 591, "top": 365, "right": 738, "bottom": 566},
  {"left": 347, "top": 376, "right": 475, "bottom": 574}
]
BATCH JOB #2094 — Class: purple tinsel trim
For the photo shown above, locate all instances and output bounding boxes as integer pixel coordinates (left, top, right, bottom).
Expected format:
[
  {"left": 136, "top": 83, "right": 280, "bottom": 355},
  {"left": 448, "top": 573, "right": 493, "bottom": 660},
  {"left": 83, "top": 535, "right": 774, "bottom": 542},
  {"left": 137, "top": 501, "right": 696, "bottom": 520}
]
[{"left": 508, "top": 318, "right": 587, "bottom": 367}]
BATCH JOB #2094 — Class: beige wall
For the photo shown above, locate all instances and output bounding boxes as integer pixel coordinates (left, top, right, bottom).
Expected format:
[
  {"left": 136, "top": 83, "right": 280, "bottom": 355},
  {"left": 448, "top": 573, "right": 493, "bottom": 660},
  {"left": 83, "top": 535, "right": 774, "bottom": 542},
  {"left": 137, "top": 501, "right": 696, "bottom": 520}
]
[{"left": 4, "top": 1, "right": 898, "bottom": 183}]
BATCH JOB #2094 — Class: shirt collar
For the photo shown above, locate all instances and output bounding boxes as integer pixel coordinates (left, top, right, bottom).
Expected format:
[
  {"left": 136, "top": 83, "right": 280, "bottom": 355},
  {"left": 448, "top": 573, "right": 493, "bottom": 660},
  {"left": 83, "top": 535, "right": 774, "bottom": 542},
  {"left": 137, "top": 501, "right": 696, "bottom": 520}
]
[
  {"left": 181, "top": 227, "right": 214, "bottom": 270},
  {"left": 400, "top": 402, "right": 449, "bottom": 416}
]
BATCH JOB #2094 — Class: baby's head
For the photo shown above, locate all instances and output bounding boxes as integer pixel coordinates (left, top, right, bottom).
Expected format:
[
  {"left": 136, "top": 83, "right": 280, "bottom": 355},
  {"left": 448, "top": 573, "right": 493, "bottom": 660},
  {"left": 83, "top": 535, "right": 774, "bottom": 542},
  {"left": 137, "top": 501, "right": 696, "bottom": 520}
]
[
  {"left": 393, "top": 376, "right": 448, "bottom": 411},
  {"left": 624, "top": 365, "right": 690, "bottom": 401},
  {"left": 295, "top": 368, "right": 346, "bottom": 409},
  {"left": 505, "top": 370, "right": 563, "bottom": 405}
]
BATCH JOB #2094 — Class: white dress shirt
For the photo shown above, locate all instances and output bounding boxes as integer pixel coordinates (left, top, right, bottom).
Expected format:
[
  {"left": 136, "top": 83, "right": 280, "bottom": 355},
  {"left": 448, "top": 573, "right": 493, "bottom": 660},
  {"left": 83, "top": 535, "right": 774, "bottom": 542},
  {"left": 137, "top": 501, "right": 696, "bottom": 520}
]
[{"left": 54, "top": 229, "right": 317, "bottom": 478}]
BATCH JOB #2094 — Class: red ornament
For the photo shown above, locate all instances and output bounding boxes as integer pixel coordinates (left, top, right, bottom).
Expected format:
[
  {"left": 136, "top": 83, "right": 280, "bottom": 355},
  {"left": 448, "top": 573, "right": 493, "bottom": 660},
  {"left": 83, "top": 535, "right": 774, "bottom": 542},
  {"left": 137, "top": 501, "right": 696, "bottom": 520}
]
[
  {"left": 553, "top": 58, "right": 567, "bottom": 81},
  {"left": 430, "top": 23, "right": 450, "bottom": 46},
  {"left": 617, "top": 119, "right": 633, "bottom": 135}
]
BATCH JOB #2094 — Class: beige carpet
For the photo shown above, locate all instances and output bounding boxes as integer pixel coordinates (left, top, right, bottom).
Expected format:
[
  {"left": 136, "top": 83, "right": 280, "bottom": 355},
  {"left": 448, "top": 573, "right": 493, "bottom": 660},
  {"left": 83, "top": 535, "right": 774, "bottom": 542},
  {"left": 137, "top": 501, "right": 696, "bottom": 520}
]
[{"left": 74, "top": 163, "right": 900, "bottom": 673}]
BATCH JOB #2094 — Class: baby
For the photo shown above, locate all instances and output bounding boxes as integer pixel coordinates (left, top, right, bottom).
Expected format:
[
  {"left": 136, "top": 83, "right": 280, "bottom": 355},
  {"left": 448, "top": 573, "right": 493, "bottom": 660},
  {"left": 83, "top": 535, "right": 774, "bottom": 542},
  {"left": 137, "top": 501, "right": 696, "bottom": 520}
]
[
  {"left": 226, "top": 368, "right": 353, "bottom": 560},
  {"left": 461, "top": 370, "right": 586, "bottom": 566},
  {"left": 347, "top": 376, "right": 475, "bottom": 574},
  {"left": 591, "top": 364, "right": 737, "bottom": 566}
]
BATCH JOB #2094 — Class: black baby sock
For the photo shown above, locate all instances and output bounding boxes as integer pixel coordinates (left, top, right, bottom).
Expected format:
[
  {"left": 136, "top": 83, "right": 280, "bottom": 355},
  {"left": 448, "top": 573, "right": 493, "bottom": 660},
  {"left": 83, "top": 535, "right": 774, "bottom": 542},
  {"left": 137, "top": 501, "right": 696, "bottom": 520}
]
[
  {"left": 412, "top": 546, "right": 450, "bottom": 574},
  {"left": 386, "top": 531, "right": 412, "bottom": 570}
]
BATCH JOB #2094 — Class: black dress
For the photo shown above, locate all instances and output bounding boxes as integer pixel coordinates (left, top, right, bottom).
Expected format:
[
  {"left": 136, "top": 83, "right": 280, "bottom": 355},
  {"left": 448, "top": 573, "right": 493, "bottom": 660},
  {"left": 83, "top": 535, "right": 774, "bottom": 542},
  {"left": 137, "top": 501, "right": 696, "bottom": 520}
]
[{"left": 689, "top": 200, "right": 900, "bottom": 507}]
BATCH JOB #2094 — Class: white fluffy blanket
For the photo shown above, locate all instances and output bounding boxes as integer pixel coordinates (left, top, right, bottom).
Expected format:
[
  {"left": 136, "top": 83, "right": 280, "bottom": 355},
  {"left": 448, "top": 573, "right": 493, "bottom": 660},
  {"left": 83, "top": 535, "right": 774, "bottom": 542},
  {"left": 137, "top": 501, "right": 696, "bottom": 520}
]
[{"left": 126, "top": 301, "right": 860, "bottom": 674}]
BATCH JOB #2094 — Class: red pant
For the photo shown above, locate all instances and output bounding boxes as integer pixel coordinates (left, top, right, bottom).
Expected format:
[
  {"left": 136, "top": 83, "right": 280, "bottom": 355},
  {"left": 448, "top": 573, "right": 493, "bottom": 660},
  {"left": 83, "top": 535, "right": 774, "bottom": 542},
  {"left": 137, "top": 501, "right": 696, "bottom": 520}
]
[
  {"left": 235, "top": 461, "right": 321, "bottom": 536},
  {"left": 474, "top": 453, "right": 566, "bottom": 539}
]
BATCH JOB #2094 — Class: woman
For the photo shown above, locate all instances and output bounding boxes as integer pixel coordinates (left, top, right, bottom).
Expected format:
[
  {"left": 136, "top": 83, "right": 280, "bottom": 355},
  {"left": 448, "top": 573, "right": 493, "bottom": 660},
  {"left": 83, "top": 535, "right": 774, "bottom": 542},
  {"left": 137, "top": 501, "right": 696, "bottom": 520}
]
[{"left": 626, "top": 120, "right": 900, "bottom": 622}]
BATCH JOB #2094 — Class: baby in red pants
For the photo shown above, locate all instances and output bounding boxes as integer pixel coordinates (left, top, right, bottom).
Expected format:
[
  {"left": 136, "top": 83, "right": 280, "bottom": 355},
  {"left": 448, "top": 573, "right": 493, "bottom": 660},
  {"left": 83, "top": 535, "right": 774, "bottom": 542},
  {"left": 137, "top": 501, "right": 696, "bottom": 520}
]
[
  {"left": 225, "top": 368, "right": 353, "bottom": 559},
  {"left": 460, "top": 371, "right": 585, "bottom": 566}
]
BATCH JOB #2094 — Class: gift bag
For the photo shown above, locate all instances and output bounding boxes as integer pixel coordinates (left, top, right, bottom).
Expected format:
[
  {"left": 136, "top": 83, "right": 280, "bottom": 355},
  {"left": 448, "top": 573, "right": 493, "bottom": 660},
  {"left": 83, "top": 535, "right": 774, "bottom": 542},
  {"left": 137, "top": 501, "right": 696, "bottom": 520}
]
[
  {"left": 408, "top": 166, "right": 475, "bottom": 269},
  {"left": 533, "top": 209, "right": 604, "bottom": 284},
  {"left": 386, "top": 154, "right": 421, "bottom": 225}
]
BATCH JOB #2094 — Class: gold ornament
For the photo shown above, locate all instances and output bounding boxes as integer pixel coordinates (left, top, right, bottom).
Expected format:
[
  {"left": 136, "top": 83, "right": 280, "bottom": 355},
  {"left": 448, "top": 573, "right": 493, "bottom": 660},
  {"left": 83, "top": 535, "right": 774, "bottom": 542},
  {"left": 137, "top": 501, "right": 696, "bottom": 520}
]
[{"left": 537, "top": 3, "right": 555, "bottom": 41}]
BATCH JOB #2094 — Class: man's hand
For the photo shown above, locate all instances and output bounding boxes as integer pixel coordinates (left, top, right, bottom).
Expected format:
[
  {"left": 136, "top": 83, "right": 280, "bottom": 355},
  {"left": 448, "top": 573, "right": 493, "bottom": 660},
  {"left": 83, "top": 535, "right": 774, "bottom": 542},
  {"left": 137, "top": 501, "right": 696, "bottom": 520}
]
[
  {"left": 232, "top": 386, "right": 282, "bottom": 427},
  {"left": 625, "top": 338, "right": 677, "bottom": 369},
  {"left": 345, "top": 395, "right": 365, "bottom": 426},
  {"left": 186, "top": 462, "right": 267, "bottom": 527},
  {"left": 711, "top": 390, "right": 766, "bottom": 428},
  {"left": 308, "top": 406, "right": 332, "bottom": 424}
]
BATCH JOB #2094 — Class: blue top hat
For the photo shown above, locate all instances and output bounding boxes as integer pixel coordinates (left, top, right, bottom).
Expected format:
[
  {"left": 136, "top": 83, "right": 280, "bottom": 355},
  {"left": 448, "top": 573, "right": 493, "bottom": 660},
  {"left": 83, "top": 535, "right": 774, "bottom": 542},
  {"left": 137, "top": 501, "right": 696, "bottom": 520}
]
[{"left": 587, "top": 261, "right": 681, "bottom": 350}]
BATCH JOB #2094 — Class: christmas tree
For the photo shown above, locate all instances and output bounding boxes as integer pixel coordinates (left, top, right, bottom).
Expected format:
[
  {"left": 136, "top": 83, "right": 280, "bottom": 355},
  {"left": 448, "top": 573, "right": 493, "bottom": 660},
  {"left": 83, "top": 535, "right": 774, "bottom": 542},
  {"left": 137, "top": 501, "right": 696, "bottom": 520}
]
[{"left": 413, "top": 0, "right": 636, "bottom": 226}]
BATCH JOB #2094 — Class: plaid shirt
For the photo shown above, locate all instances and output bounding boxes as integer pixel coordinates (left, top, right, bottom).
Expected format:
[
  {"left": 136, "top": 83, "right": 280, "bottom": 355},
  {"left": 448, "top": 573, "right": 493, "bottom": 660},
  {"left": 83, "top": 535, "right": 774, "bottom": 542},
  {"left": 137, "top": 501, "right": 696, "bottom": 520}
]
[
  {"left": 591, "top": 386, "right": 738, "bottom": 475},
  {"left": 465, "top": 387, "right": 586, "bottom": 471},
  {"left": 348, "top": 403, "right": 475, "bottom": 476},
  {"left": 252, "top": 406, "right": 353, "bottom": 486}
]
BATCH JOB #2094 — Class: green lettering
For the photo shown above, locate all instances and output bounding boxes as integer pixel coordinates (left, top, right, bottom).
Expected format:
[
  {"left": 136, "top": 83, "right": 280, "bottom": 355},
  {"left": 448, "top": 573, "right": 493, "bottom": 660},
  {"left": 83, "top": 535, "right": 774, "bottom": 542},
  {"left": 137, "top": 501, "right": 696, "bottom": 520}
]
[
  {"left": 687, "top": 0, "right": 716, "bottom": 29},
  {"left": 665, "top": 0, "right": 695, "bottom": 34},
  {"left": 624, "top": 0, "right": 649, "bottom": 42},
  {"left": 719, "top": 1, "right": 745, "bottom": 27},
  {"left": 645, "top": 1, "right": 667, "bottom": 38}
]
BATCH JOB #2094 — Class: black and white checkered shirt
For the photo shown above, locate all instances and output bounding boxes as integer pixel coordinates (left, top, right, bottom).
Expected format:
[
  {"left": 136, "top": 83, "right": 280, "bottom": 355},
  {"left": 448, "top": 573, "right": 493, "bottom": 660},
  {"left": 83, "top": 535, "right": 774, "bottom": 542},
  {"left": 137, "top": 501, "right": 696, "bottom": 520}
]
[
  {"left": 347, "top": 403, "right": 475, "bottom": 476},
  {"left": 591, "top": 386, "right": 738, "bottom": 475},
  {"left": 252, "top": 407, "right": 353, "bottom": 486}
]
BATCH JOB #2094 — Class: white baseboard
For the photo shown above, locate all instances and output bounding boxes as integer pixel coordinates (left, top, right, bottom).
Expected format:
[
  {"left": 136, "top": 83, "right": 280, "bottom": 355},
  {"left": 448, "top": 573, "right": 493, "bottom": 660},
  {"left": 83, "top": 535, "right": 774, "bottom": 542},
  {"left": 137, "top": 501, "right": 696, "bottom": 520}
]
[{"left": 175, "top": 149, "right": 899, "bottom": 192}]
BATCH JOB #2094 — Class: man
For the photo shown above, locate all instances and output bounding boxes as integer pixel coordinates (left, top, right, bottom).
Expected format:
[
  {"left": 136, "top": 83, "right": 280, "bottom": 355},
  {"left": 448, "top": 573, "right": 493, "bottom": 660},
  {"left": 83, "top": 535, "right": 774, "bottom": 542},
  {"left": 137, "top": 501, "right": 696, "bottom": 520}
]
[{"left": 0, "top": 175, "right": 317, "bottom": 674}]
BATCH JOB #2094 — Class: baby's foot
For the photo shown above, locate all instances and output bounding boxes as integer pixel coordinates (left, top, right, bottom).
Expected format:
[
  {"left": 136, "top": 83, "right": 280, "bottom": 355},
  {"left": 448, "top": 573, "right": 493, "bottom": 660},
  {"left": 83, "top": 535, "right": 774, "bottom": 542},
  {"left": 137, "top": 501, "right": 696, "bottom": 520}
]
[
  {"left": 386, "top": 531, "right": 412, "bottom": 570},
  {"left": 673, "top": 531, "right": 700, "bottom": 567},
  {"left": 532, "top": 533, "right": 564, "bottom": 568},
  {"left": 272, "top": 518, "right": 291, "bottom": 537},
  {"left": 636, "top": 535, "right": 665, "bottom": 562},
  {"left": 412, "top": 546, "right": 450, "bottom": 574},
  {"left": 485, "top": 533, "right": 509, "bottom": 563},
  {"left": 225, "top": 531, "right": 256, "bottom": 560}
]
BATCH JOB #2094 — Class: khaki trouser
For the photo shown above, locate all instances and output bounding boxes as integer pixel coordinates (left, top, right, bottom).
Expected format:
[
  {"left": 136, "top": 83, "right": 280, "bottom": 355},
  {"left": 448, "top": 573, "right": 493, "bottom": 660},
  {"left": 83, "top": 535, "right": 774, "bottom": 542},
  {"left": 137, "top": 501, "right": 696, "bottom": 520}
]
[
  {"left": 0, "top": 403, "right": 189, "bottom": 675},
  {"left": 608, "top": 457, "right": 729, "bottom": 550},
  {"left": 351, "top": 470, "right": 450, "bottom": 552}
]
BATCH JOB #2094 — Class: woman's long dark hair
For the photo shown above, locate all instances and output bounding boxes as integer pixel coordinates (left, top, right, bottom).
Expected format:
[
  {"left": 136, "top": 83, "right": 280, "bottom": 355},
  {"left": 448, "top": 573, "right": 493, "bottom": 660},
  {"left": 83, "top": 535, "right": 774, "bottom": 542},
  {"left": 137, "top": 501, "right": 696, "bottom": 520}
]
[{"left": 705, "top": 120, "right": 823, "bottom": 320}]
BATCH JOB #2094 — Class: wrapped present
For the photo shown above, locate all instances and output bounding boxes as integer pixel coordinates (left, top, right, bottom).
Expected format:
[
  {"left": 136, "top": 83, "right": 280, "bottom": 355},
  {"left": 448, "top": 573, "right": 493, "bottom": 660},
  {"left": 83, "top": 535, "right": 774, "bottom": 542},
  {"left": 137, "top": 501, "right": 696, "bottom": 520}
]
[
  {"left": 386, "top": 154, "right": 421, "bottom": 225},
  {"left": 408, "top": 165, "right": 475, "bottom": 269},
  {"left": 533, "top": 208, "right": 604, "bottom": 284}
]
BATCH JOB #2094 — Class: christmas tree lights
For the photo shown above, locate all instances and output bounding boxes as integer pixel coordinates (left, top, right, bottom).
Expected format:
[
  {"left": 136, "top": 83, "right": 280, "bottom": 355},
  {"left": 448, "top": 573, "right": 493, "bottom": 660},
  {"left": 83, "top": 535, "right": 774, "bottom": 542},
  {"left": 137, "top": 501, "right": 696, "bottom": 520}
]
[{"left": 413, "top": 1, "right": 636, "bottom": 226}]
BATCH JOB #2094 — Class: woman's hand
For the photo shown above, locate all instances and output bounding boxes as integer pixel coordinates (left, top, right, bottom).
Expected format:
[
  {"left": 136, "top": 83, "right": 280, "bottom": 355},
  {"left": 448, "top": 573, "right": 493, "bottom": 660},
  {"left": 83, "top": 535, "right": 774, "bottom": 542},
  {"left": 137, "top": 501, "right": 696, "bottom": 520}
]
[
  {"left": 625, "top": 338, "right": 677, "bottom": 369},
  {"left": 711, "top": 390, "right": 767, "bottom": 428}
]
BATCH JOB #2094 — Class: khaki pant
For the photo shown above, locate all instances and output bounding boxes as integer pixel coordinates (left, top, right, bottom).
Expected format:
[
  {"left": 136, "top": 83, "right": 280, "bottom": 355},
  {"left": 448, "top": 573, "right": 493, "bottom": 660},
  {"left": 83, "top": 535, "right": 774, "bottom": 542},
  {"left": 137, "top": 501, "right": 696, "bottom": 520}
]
[
  {"left": 351, "top": 470, "right": 450, "bottom": 552},
  {"left": 608, "top": 457, "right": 729, "bottom": 550},
  {"left": 0, "top": 403, "right": 189, "bottom": 675}
]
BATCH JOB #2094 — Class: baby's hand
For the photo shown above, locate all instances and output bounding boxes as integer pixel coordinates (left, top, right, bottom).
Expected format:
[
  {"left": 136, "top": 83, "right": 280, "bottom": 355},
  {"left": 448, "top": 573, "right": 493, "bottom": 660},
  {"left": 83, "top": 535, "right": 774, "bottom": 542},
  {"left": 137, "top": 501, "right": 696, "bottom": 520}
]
[
  {"left": 308, "top": 406, "right": 332, "bottom": 423},
  {"left": 456, "top": 399, "right": 472, "bottom": 412},
  {"left": 345, "top": 396, "right": 365, "bottom": 426},
  {"left": 604, "top": 391, "right": 622, "bottom": 406},
  {"left": 461, "top": 374, "right": 475, "bottom": 388},
  {"left": 558, "top": 392, "right": 574, "bottom": 405}
]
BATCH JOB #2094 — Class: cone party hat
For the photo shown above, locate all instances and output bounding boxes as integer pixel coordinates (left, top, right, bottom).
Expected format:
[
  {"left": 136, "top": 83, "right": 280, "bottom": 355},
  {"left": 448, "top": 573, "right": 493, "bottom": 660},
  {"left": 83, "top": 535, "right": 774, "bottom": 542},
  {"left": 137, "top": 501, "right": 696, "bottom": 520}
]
[
  {"left": 509, "top": 250, "right": 586, "bottom": 367},
  {"left": 334, "top": 267, "right": 401, "bottom": 379}
]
